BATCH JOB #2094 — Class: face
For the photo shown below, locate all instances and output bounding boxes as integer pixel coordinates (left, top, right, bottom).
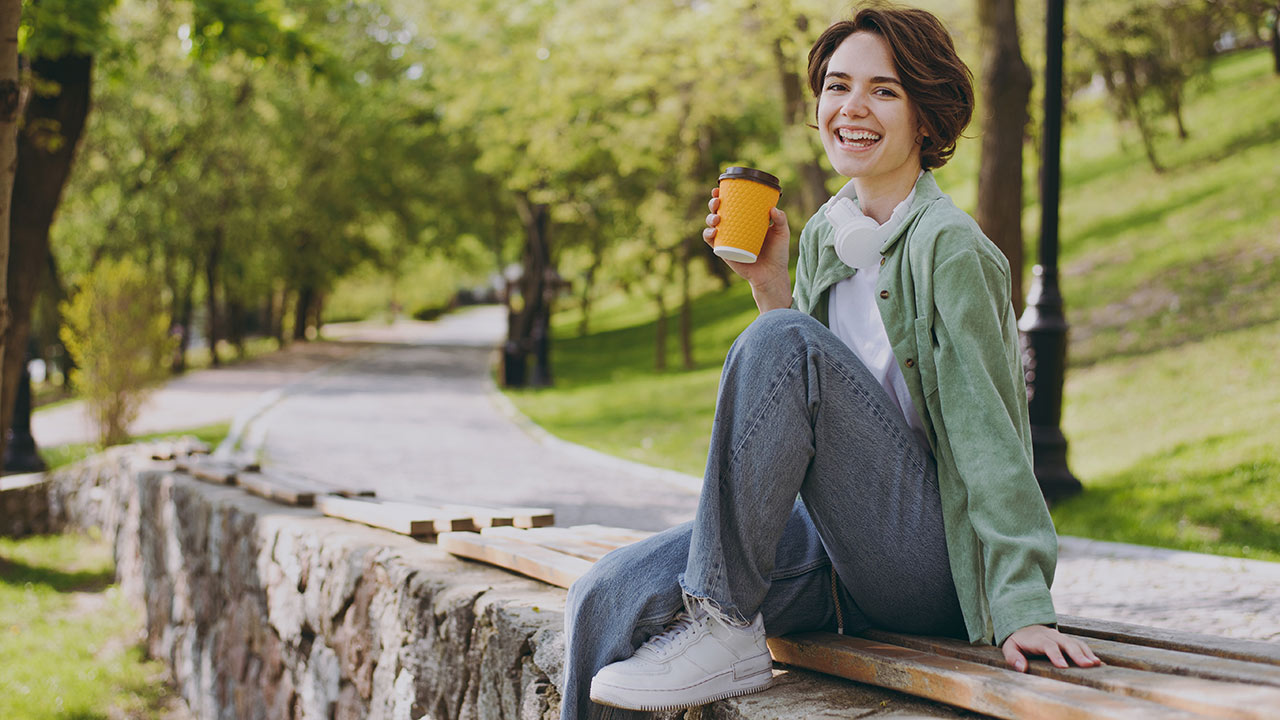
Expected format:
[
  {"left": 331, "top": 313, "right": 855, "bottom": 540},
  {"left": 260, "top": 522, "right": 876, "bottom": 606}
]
[{"left": 817, "top": 32, "right": 923, "bottom": 189}]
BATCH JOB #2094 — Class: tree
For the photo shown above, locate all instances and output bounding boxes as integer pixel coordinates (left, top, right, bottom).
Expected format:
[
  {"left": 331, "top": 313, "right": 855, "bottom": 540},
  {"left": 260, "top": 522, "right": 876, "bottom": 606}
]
[
  {"left": 0, "top": 0, "right": 19, "bottom": 407},
  {"left": 4, "top": 0, "right": 324, "bottom": 462},
  {"left": 1071, "top": 0, "right": 1221, "bottom": 172},
  {"left": 975, "top": 0, "right": 1032, "bottom": 314}
]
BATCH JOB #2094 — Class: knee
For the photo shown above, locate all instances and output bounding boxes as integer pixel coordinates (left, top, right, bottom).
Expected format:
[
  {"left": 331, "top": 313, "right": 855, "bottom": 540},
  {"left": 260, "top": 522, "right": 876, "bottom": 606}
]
[{"left": 732, "top": 309, "right": 824, "bottom": 362}]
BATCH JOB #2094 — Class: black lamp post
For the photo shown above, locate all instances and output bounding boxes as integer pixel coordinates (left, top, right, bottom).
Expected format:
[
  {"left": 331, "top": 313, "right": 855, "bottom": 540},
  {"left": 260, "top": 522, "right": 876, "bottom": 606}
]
[
  {"left": 5, "top": 345, "right": 46, "bottom": 474},
  {"left": 1018, "top": 0, "right": 1082, "bottom": 504}
]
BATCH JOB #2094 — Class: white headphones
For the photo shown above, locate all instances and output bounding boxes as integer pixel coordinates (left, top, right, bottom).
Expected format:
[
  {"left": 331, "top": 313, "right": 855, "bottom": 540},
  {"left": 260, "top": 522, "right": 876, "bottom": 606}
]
[{"left": 825, "top": 197, "right": 885, "bottom": 270}]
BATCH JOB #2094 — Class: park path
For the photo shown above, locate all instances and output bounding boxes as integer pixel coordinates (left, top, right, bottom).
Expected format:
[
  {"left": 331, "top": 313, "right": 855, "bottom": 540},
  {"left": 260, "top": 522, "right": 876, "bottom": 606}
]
[{"left": 31, "top": 305, "right": 1280, "bottom": 641}]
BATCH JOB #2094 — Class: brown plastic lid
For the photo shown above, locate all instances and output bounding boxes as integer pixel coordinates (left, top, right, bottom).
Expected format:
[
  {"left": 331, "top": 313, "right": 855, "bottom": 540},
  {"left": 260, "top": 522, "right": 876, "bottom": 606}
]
[{"left": 718, "top": 166, "right": 781, "bottom": 191}]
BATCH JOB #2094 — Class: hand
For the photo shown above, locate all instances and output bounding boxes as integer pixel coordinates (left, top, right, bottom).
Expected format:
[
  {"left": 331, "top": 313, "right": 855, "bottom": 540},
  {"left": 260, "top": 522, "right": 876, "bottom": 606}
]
[
  {"left": 1001, "top": 625, "right": 1103, "bottom": 672},
  {"left": 703, "top": 187, "right": 792, "bottom": 312}
]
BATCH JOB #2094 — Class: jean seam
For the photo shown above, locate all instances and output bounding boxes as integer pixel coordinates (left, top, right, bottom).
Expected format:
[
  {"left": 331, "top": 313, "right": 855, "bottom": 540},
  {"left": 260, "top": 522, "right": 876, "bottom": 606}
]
[
  {"left": 769, "top": 557, "right": 830, "bottom": 581},
  {"left": 825, "top": 355, "right": 930, "bottom": 476},
  {"left": 725, "top": 343, "right": 809, "bottom": 468}
]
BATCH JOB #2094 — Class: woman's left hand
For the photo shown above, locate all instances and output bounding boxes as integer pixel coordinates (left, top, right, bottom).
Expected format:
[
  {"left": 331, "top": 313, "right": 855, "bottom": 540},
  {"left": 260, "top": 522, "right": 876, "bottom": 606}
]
[{"left": 1001, "top": 625, "right": 1103, "bottom": 672}]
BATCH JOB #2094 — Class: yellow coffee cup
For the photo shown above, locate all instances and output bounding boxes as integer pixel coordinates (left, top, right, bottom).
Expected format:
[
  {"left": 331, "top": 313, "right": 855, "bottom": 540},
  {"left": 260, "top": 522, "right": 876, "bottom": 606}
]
[{"left": 715, "top": 167, "right": 782, "bottom": 263}]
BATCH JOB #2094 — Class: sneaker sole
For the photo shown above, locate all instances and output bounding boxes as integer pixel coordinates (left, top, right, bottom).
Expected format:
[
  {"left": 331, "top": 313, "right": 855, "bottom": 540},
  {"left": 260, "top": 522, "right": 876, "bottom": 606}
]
[{"left": 589, "top": 669, "right": 774, "bottom": 712}]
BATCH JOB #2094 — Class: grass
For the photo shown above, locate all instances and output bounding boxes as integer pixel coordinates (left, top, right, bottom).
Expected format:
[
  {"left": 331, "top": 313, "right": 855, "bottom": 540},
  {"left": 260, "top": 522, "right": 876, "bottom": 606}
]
[
  {"left": 506, "top": 47, "right": 1280, "bottom": 561},
  {"left": 0, "top": 532, "right": 180, "bottom": 719},
  {"left": 40, "top": 422, "right": 231, "bottom": 472}
]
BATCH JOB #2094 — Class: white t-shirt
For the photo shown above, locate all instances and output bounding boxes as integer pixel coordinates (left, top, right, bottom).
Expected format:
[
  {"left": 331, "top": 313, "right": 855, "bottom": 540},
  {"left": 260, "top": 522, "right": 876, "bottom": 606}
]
[{"left": 825, "top": 181, "right": 929, "bottom": 449}]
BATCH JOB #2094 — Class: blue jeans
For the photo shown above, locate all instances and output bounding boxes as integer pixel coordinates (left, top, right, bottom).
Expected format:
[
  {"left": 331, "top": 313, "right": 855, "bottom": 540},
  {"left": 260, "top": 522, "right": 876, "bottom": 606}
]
[{"left": 561, "top": 310, "right": 965, "bottom": 720}]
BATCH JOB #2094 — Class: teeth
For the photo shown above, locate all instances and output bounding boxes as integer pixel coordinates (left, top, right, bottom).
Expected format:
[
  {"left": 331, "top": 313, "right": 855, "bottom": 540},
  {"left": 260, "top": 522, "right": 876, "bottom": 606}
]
[{"left": 838, "top": 128, "right": 881, "bottom": 142}]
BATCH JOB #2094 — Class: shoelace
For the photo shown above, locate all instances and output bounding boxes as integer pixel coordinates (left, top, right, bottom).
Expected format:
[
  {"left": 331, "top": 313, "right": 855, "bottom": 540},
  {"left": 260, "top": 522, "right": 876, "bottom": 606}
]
[{"left": 633, "top": 612, "right": 702, "bottom": 660}]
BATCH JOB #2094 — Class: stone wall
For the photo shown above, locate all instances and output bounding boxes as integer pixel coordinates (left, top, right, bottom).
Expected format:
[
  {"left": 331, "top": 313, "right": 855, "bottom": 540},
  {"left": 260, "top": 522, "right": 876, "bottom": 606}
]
[
  {"left": 29, "top": 446, "right": 960, "bottom": 720},
  {"left": 0, "top": 472, "right": 52, "bottom": 537}
]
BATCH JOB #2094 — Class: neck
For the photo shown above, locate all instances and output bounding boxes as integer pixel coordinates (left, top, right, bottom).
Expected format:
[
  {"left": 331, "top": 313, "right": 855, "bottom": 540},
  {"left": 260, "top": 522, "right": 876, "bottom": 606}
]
[{"left": 852, "top": 167, "right": 922, "bottom": 224}]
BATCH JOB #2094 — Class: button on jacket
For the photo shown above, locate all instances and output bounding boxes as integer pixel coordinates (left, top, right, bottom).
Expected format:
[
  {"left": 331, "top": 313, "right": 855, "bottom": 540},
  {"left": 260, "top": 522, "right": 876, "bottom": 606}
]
[{"left": 792, "top": 171, "right": 1058, "bottom": 646}]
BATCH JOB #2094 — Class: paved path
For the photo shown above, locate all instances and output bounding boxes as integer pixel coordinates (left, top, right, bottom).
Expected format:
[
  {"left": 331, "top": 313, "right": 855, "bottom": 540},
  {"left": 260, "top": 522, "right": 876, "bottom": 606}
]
[{"left": 32, "top": 305, "right": 1280, "bottom": 642}]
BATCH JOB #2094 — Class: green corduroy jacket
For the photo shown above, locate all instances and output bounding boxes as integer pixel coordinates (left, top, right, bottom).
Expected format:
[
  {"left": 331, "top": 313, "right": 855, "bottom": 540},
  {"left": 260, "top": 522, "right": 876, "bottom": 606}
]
[{"left": 793, "top": 171, "right": 1058, "bottom": 646}]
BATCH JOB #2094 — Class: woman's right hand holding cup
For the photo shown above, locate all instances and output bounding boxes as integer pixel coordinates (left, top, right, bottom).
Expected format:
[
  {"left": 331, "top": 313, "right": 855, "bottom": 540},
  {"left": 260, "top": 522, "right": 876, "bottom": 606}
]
[{"left": 704, "top": 187, "right": 793, "bottom": 312}]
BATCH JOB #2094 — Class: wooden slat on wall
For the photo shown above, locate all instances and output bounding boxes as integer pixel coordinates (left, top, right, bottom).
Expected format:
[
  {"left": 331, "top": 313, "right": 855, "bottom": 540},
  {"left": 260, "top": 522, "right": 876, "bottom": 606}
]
[
  {"left": 314, "top": 496, "right": 437, "bottom": 537},
  {"left": 861, "top": 629, "right": 1280, "bottom": 719},
  {"left": 438, "top": 531, "right": 592, "bottom": 589},
  {"left": 767, "top": 633, "right": 1207, "bottom": 720},
  {"left": 1059, "top": 615, "right": 1280, "bottom": 666},
  {"left": 1072, "top": 636, "right": 1280, "bottom": 688}
]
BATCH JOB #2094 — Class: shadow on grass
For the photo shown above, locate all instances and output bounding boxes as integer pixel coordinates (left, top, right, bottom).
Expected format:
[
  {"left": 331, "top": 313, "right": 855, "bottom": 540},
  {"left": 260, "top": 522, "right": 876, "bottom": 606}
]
[
  {"left": 1052, "top": 438, "right": 1280, "bottom": 561},
  {"left": 1069, "top": 246, "right": 1280, "bottom": 368},
  {"left": 0, "top": 553, "right": 114, "bottom": 594}
]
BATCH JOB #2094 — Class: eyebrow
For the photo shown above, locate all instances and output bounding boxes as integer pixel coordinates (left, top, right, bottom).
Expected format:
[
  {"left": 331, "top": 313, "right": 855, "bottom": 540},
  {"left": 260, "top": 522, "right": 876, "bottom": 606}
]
[{"left": 824, "top": 71, "right": 903, "bottom": 86}]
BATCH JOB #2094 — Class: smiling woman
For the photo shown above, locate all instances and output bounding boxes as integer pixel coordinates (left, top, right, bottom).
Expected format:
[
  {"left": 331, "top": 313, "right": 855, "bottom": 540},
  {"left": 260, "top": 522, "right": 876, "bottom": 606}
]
[{"left": 558, "top": 6, "right": 1101, "bottom": 719}]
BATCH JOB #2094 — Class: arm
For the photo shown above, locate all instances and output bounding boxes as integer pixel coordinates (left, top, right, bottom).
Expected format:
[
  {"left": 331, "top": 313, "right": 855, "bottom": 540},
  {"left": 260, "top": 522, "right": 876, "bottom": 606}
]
[
  {"left": 930, "top": 244, "right": 1099, "bottom": 670},
  {"left": 703, "top": 188, "right": 792, "bottom": 313}
]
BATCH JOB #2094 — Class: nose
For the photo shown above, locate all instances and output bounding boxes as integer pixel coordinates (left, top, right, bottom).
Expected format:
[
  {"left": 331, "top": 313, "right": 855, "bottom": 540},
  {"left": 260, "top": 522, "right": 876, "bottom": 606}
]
[{"left": 840, "top": 90, "right": 869, "bottom": 118}]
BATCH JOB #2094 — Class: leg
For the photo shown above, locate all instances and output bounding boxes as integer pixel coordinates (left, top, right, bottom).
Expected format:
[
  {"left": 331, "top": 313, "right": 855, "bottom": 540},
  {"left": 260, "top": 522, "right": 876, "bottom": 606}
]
[
  {"left": 561, "top": 500, "right": 838, "bottom": 720},
  {"left": 683, "top": 309, "right": 963, "bottom": 636}
]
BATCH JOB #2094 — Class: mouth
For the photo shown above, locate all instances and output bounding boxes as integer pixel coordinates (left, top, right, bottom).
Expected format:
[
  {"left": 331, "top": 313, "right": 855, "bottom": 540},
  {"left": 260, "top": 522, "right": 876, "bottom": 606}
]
[{"left": 834, "top": 127, "right": 882, "bottom": 150}]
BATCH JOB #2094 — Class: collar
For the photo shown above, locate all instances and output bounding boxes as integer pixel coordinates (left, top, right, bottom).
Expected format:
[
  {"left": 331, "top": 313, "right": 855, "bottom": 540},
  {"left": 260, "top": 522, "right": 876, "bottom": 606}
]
[{"left": 818, "top": 170, "right": 941, "bottom": 258}]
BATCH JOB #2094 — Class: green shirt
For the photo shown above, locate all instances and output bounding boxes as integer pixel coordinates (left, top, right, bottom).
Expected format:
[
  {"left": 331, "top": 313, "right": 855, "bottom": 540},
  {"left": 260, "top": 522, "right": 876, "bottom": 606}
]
[{"left": 793, "top": 171, "right": 1058, "bottom": 645}]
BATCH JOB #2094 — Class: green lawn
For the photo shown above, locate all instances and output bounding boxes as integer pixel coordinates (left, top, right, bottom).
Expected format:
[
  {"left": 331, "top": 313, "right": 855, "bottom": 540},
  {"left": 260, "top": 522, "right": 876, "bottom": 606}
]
[
  {"left": 507, "top": 47, "right": 1280, "bottom": 561},
  {"left": 0, "top": 533, "right": 179, "bottom": 719},
  {"left": 40, "top": 422, "right": 231, "bottom": 472}
]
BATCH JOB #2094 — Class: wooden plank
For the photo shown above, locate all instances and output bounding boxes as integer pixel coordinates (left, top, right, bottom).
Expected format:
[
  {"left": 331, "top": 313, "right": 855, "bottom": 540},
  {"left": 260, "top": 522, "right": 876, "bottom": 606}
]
[
  {"left": 185, "top": 461, "right": 239, "bottom": 485},
  {"left": 374, "top": 502, "right": 476, "bottom": 533},
  {"left": 256, "top": 470, "right": 375, "bottom": 500},
  {"left": 564, "top": 524, "right": 655, "bottom": 547},
  {"left": 1069, "top": 636, "right": 1280, "bottom": 689},
  {"left": 236, "top": 471, "right": 315, "bottom": 507},
  {"left": 1060, "top": 615, "right": 1280, "bottom": 667},
  {"left": 505, "top": 507, "right": 555, "bottom": 529},
  {"left": 481, "top": 527, "right": 614, "bottom": 562},
  {"left": 438, "top": 531, "right": 591, "bottom": 589},
  {"left": 767, "top": 633, "right": 1207, "bottom": 720},
  {"left": 314, "top": 496, "right": 435, "bottom": 538},
  {"left": 436, "top": 504, "right": 514, "bottom": 528},
  {"left": 862, "top": 629, "right": 1280, "bottom": 719}
]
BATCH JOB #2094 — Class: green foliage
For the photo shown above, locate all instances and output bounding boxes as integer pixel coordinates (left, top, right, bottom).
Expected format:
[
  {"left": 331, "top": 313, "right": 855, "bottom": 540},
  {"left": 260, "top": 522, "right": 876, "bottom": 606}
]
[
  {"left": 18, "top": 0, "right": 119, "bottom": 59},
  {"left": 59, "top": 258, "right": 178, "bottom": 446},
  {"left": 0, "top": 532, "right": 176, "bottom": 719}
]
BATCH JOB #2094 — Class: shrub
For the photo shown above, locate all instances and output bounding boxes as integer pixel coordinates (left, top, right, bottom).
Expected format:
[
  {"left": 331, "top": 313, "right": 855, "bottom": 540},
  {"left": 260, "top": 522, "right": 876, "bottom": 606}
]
[{"left": 60, "top": 258, "right": 178, "bottom": 446}]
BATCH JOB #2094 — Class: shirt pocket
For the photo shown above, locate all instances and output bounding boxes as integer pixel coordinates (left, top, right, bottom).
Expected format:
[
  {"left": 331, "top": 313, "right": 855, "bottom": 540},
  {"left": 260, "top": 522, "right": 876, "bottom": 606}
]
[{"left": 913, "top": 317, "right": 939, "bottom": 398}]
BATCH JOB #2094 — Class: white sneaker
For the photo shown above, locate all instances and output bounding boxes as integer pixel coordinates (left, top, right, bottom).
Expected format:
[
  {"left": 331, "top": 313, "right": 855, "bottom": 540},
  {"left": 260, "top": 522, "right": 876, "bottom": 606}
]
[{"left": 589, "top": 607, "right": 774, "bottom": 711}]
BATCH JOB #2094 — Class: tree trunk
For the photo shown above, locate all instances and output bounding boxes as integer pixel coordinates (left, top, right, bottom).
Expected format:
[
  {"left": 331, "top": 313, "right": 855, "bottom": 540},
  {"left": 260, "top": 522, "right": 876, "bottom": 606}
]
[
  {"left": 1120, "top": 53, "right": 1165, "bottom": 173},
  {"left": 975, "top": 0, "right": 1033, "bottom": 316},
  {"left": 772, "top": 33, "right": 830, "bottom": 218},
  {"left": 654, "top": 287, "right": 667, "bottom": 372},
  {"left": 294, "top": 285, "right": 313, "bottom": 341},
  {"left": 1271, "top": 8, "right": 1279, "bottom": 75},
  {"left": 204, "top": 230, "right": 222, "bottom": 366},
  {"left": 0, "top": 2, "right": 21, "bottom": 446},
  {"left": 679, "top": 235, "right": 694, "bottom": 370},
  {"left": 2, "top": 52, "right": 92, "bottom": 462},
  {"left": 173, "top": 271, "right": 194, "bottom": 374},
  {"left": 272, "top": 286, "right": 287, "bottom": 345},
  {"left": 505, "top": 193, "right": 552, "bottom": 387}
]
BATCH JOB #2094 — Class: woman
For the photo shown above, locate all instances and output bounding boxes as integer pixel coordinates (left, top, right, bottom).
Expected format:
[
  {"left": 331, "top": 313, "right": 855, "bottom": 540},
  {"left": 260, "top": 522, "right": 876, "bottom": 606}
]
[{"left": 561, "top": 7, "right": 1100, "bottom": 718}]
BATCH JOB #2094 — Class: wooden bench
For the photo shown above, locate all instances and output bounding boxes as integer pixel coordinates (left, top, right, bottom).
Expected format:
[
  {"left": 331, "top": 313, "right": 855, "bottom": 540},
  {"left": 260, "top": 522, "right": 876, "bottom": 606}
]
[{"left": 438, "top": 525, "right": 1280, "bottom": 719}]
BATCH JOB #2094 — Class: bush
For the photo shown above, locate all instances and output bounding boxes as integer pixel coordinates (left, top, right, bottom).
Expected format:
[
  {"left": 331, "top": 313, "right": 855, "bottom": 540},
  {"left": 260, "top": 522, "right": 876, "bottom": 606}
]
[{"left": 60, "top": 258, "right": 178, "bottom": 446}]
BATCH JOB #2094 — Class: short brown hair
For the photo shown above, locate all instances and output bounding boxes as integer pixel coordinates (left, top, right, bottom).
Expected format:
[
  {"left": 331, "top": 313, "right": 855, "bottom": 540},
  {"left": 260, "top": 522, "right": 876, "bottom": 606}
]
[{"left": 807, "top": 6, "right": 974, "bottom": 170}]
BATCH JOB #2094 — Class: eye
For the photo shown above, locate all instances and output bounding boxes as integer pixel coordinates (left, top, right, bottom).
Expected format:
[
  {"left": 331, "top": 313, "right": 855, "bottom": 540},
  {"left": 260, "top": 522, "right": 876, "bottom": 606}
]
[
  {"left": 873, "top": 87, "right": 899, "bottom": 98},
  {"left": 824, "top": 81, "right": 848, "bottom": 93}
]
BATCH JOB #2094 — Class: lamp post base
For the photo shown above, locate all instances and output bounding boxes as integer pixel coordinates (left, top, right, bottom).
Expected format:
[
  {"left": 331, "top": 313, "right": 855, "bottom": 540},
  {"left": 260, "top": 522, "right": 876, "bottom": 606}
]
[{"left": 1029, "top": 423, "right": 1081, "bottom": 505}]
